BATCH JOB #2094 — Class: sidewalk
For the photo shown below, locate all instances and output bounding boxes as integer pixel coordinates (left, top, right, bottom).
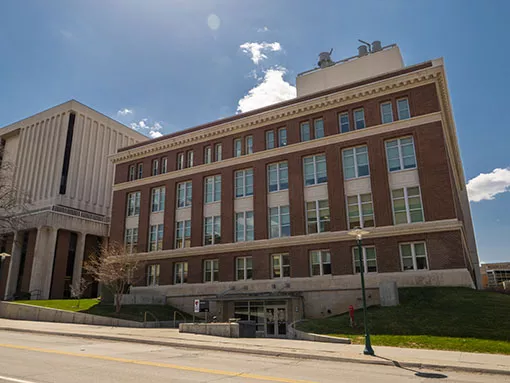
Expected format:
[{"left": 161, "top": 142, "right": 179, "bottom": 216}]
[{"left": 0, "top": 318, "right": 509, "bottom": 376}]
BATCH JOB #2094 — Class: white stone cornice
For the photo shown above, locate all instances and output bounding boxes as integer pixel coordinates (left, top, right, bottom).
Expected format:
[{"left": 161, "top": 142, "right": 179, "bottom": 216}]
[
  {"left": 110, "top": 66, "right": 443, "bottom": 165},
  {"left": 128, "top": 219, "right": 462, "bottom": 262},
  {"left": 113, "top": 112, "right": 442, "bottom": 191}
]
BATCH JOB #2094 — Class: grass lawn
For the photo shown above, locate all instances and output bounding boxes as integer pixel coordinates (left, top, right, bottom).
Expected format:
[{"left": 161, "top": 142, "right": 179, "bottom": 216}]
[
  {"left": 296, "top": 287, "right": 510, "bottom": 355},
  {"left": 14, "top": 299, "right": 190, "bottom": 323}
]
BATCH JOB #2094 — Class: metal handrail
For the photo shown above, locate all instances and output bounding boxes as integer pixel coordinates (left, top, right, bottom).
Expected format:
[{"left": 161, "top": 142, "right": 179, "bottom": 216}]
[
  {"left": 173, "top": 311, "right": 187, "bottom": 328},
  {"left": 143, "top": 311, "right": 159, "bottom": 327}
]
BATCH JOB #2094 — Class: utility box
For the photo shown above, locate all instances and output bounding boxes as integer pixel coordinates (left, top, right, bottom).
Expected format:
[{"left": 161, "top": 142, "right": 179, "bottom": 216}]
[{"left": 379, "top": 281, "right": 399, "bottom": 307}]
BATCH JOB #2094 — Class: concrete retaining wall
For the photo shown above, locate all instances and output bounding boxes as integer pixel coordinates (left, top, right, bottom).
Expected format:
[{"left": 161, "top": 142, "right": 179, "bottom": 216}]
[
  {"left": 288, "top": 321, "right": 351, "bottom": 344},
  {"left": 0, "top": 301, "right": 145, "bottom": 328},
  {"left": 119, "top": 294, "right": 166, "bottom": 305},
  {"left": 179, "top": 322, "right": 240, "bottom": 338}
]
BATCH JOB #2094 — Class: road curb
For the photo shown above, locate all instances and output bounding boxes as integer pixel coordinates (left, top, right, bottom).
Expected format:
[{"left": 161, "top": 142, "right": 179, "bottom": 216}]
[{"left": 1, "top": 326, "right": 509, "bottom": 377}]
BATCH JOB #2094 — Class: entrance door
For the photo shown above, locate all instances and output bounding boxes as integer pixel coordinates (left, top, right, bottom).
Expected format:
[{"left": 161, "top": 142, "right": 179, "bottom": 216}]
[{"left": 265, "top": 306, "right": 287, "bottom": 337}]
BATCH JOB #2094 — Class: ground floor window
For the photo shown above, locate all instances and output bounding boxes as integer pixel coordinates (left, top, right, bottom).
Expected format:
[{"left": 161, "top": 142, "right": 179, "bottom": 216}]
[{"left": 400, "top": 242, "right": 428, "bottom": 271}]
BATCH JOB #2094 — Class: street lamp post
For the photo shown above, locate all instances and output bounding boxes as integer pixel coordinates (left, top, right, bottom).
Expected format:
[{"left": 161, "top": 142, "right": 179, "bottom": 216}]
[{"left": 348, "top": 228, "right": 375, "bottom": 356}]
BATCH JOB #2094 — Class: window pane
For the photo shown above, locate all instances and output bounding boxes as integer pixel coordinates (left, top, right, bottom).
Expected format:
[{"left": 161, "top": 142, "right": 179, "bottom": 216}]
[
  {"left": 398, "top": 99, "right": 410, "bottom": 120},
  {"left": 301, "top": 122, "right": 310, "bottom": 141},
  {"left": 416, "top": 256, "right": 428, "bottom": 270},
  {"left": 410, "top": 210, "right": 424, "bottom": 223},
  {"left": 395, "top": 212, "right": 408, "bottom": 224},
  {"left": 266, "top": 131, "right": 275, "bottom": 149},
  {"left": 402, "top": 257, "right": 414, "bottom": 271},
  {"left": 389, "top": 158, "right": 402, "bottom": 172},
  {"left": 403, "top": 156, "right": 416, "bottom": 169},
  {"left": 314, "top": 119, "right": 324, "bottom": 139},
  {"left": 339, "top": 113, "right": 350, "bottom": 133},
  {"left": 414, "top": 243, "right": 426, "bottom": 256}
]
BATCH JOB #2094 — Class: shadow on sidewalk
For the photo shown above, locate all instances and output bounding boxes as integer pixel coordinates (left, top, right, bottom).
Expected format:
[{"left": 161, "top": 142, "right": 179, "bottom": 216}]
[{"left": 375, "top": 355, "right": 448, "bottom": 379}]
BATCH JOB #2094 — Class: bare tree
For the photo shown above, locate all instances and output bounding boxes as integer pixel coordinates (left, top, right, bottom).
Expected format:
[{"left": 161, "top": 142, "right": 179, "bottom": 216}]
[
  {"left": 83, "top": 242, "right": 139, "bottom": 314},
  {"left": 70, "top": 277, "right": 91, "bottom": 309}
]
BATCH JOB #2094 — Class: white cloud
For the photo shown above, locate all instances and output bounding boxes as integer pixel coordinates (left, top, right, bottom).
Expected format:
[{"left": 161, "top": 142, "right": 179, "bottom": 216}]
[
  {"left": 117, "top": 108, "right": 133, "bottom": 116},
  {"left": 467, "top": 167, "right": 510, "bottom": 202},
  {"left": 60, "top": 30, "right": 73, "bottom": 40},
  {"left": 257, "top": 26, "right": 269, "bottom": 32},
  {"left": 237, "top": 67, "right": 296, "bottom": 113},
  {"left": 240, "top": 42, "right": 281, "bottom": 64},
  {"left": 130, "top": 119, "right": 164, "bottom": 139}
]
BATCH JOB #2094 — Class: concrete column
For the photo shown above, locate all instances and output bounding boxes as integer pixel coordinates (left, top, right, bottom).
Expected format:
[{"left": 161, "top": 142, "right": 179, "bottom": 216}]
[
  {"left": 4, "top": 231, "right": 21, "bottom": 300},
  {"left": 29, "top": 227, "right": 58, "bottom": 299},
  {"left": 71, "top": 232, "right": 86, "bottom": 291}
]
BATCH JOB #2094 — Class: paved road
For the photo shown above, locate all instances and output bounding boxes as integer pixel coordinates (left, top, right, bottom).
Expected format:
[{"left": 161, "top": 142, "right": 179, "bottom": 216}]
[{"left": 0, "top": 331, "right": 506, "bottom": 383}]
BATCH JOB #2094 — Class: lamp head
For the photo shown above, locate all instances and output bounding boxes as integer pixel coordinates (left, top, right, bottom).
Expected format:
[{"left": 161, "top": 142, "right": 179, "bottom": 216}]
[{"left": 347, "top": 227, "right": 370, "bottom": 240}]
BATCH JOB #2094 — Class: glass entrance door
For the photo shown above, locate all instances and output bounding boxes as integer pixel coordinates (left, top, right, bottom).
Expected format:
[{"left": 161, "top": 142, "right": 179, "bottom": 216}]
[{"left": 265, "top": 306, "right": 287, "bottom": 337}]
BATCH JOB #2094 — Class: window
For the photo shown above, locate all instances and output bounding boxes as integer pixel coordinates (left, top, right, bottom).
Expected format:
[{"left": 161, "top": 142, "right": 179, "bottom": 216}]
[
  {"left": 175, "top": 220, "right": 191, "bottom": 248},
  {"left": 400, "top": 242, "right": 428, "bottom": 271},
  {"left": 204, "top": 259, "right": 219, "bottom": 282},
  {"left": 235, "top": 211, "right": 254, "bottom": 242},
  {"left": 151, "top": 187, "right": 165, "bottom": 213},
  {"left": 272, "top": 254, "right": 290, "bottom": 278},
  {"left": 246, "top": 136, "right": 253, "bottom": 155},
  {"left": 310, "top": 250, "right": 331, "bottom": 276},
  {"left": 314, "top": 119, "right": 324, "bottom": 139},
  {"left": 215, "top": 143, "right": 223, "bottom": 162},
  {"left": 174, "top": 262, "right": 188, "bottom": 284},
  {"left": 148, "top": 224, "right": 164, "bottom": 252},
  {"left": 235, "top": 169, "right": 253, "bottom": 198},
  {"left": 124, "top": 228, "right": 138, "bottom": 254},
  {"left": 137, "top": 163, "right": 143, "bottom": 179},
  {"left": 204, "top": 216, "right": 221, "bottom": 245},
  {"left": 342, "top": 146, "right": 369, "bottom": 179},
  {"left": 126, "top": 192, "right": 141, "bottom": 216},
  {"left": 380, "top": 102, "right": 393, "bottom": 124},
  {"left": 300, "top": 122, "right": 311, "bottom": 141},
  {"left": 268, "top": 206, "right": 290, "bottom": 238},
  {"left": 204, "top": 175, "right": 221, "bottom": 203},
  {"left": 204, "top": 146, "right": 212, "bottom": 164},
  {"left": 236, "top": 257, "right": 253, "bottom": 280},
  {"left": 347, "top": 194, "right": 374, "bottom": 229},
  {"left": 306, "top": 200, "right": 330, "bottom": 234},
  {"left": 267, "top": 162, "right": 288, "bottom": 192},
  {"left": 128, "top": 165, "right": 135, "bottom": 181},
  {"left": 392, "top": 186, "right": 424, "bottom": 224},
  {"left": 339, "top": 112, "right": 350, "bottom": 133},
  {"left": 234, "top": 138, "right": 242, "bottom": 157},
  {"left": 177, "top": 153, "right": 185, "bottom": 170},
  {"left": 354, "top": 109, "right": 366, "bottom": 129},
  {"left": 177, "top": 181, "right": 192, "bottom": 208},
  {"left": 353, "top": 246, "right": 377, "bottom": 273},
  {"left": 152, "top": 159, "right": 159, "bottom": 176},
  {"left": 397, "top": 98, "right": 411, "bottom": 120},
  {"left": 187, "top": 150, "right": 194, "bottom": 168},
  {"left": 161, "top": 157, "right": 168, "bottom": 174},
  {"left": 266, "top": 131, "right": 275, "bottom": 150},
  {"left": 278, "top": 128, "right": 287, "bottom": 146},
  {"left": 385, "top": 137, "right": 417, "bottom": 172},
  {"left": 303, "top": 154, "right": 327, "bottom": 186},
  {"left": 147, "top": 264, "right": 160, "bottom": 286}
]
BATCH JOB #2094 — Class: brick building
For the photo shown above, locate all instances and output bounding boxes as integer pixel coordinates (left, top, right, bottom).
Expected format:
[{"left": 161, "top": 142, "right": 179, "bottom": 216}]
[{"left": 109, "top": 43, "right": 480, "bottom": 337}]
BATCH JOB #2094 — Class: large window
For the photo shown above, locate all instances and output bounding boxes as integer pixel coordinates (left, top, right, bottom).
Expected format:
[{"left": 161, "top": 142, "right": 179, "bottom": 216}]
[
  {"left": 174, "top": 262, "right": 188, "bottom": 284},
  {"left": 152, "top": 159, "right": 159, "bottom": 176},
  {"left": 128, "top": 165, "right": 135, "bottom": 181},
  {"left": 137, "top": 163, "right": 143, "bottom": 179},
  {"left": 306, "top": 200, "right": 330, "bottom": 234},
  {"left": 246, "top": 136, "right": 254, "bottom": 155},
  {"left": 347, "top": 193, "right": 374, "bottom": 229},
  {"left": 267, "top": 162, "right": 288, "bottom": 192},
  {"left": 235, "top": 169, "right": 253, "bottom": 198},
  {"left": 272, "top": 254, "right": 290, "bottom": 278},
  {"left": 397, "top": 98, "right": 411, "bottom": 120},
  {"left": 339, "top": 112, "right": 350, "bottom": 133},
  {"left": 300, "top": 122, "right": 311, "bottom": 141},
  {"left": 204, "top": 216, "right": 221, "bottom": 245},
  {"left": 310, "top": 250, "right": 331, "bottom": 276},
  {"left": 177, "top": 181, "right": 192, "bottom": 208},
  {"left": 385, "top": 137, "right": 417, "bottom": 172},
  {"left": 124, "top": 228, "right": 138, "bottom": 254},
  {"left": 234, "top": 138, "right": 242, "bottom": 157},
  {"left": 353, "top": 246, "right": 377, "bottom": 273},
  {"left": 343, "top": 146, "right": 369, "bottom": 179},
  {"left": 314, "top": 118, "right": 324, "bottom": 139},
  {"left": 400, "top": 242, "right": 428, "bottom": 271},
  {"left": 204, "top": 175, "right": 221, "bottom": 203},
  {"left": 354, "top": 109, "right": 366, "bottom": 129},
  {"left": 161, "top": 157, "right": 168, "bottom": 174},
  {"left": 278, "top": 127, "right": 287, "bottom": 146},
  {"left": 303, "top": 154, "right": 327, "bottom": 186},
  {"left": 148, "top": 224, "right": 164, "bottom": 252},
  {"left": 380, "top": 102, "right": 393, "bottom": 124},
  {"left": 175, "top": 220, "right": 191, "bottom": 248},
  {"left": 186, "top": 150, "right": 194, "bottom": 168},
  {"left": 215, "top": 143, "right": 223, "bottom": 162},
  {"left": 392, "top": 186, "right": 424, "bottom": 224},
  {"left": 268, "top": 206, "right": 290, "bottom": 238},
  {"left": 204, "top": 259, "right": 219, "bottom": 282},
  {"left": 147, "top": 264, "right": 160, "bottom": 286},
  {"left": 204, "top": 146, "right": 212, "bottom": 164},
  {"left": 127, "top": 192, "right": 141, "bottom": 216},
  {"left": 235, "top": 211, "right": 254, "bottom": 242},
  {"left": 151, "top": 187, "right": 165, "bottom": 213},
  {"left": 266, "top": 130, "right": 275, "bottom": 150},
  {"left": 177, "top": 153, "right": 184, "bottom": 170},
  {"left": 236, "top": 257, "right": 253, "bottom": 280}
]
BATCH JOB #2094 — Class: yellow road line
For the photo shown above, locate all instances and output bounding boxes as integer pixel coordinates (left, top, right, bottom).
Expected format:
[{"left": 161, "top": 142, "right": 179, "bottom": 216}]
[{"left": 0, "top": 343, "right": 317, "bottom": 383}]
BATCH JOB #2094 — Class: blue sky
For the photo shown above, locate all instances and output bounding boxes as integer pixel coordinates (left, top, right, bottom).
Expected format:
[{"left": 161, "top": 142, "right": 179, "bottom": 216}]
[{"left": 0, "top": 0, "right": 509, "bottom": 263}]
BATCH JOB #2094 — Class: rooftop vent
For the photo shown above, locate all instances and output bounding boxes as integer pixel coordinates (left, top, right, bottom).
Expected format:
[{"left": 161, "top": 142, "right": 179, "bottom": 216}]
[
  {"left": 372, "top": 40, "right": 382, "bottom": 52},
  {"left": 358, "top": 45, "right": 369, "bottom": 57},
  {"left": 317, "top": 49, "right": 334, "bottom": 68}
]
